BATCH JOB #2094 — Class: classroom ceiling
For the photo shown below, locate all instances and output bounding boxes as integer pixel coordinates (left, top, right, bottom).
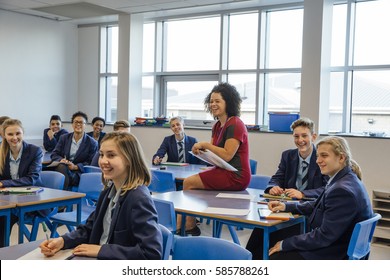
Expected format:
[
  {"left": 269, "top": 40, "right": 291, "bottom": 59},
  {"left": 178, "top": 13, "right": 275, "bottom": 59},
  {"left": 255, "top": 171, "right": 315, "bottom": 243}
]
[{"left": 0, "top": 0, "right": 301, "bottom": 24}]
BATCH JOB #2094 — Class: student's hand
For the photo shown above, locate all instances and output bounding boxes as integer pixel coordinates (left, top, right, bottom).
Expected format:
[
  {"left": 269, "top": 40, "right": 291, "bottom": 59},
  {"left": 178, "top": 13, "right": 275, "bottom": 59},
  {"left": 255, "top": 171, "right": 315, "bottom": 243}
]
[
  {"left": 153, "top": 156, "right": 162, "bottom": 165},
  {"left": 268, "top": 201, "right": 286, "bottom": 212},
  {"left": 72, "top": 244, "right": 101, "bottom": 258},
  {"left": 269, "top": 186, "right": 284, "bottom": 195},
  {"left": 39, "top": 237, "right": 64, "bottom": 257},
  {"left": 269, "top": 241, "right": 282, "bottom": 256},
  {"left": 284, "top": 189, "right": 303, "bottom": 199},
  {"left": 47, "top": 129, "right": 55, "bottom": 140},
  {"left": 67, "top": 162, "right": 78, "bottom": 171}
]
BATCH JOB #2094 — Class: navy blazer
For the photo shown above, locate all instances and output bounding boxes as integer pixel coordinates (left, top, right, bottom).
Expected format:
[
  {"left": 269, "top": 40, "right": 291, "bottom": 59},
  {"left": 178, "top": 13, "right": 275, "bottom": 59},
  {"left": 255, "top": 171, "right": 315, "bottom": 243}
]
[
  {"left": 266, "top": 147, "right": 327, "bottom": 198},
  {"left": 62, "top": 185, "right": 162, "bottom": 260},
  {"left": 51, "top": 132, "right": 98, "bottom": 172},
  {"left": 0, "top": 141, "right": 43, "bottom": 187},
  {"left": 283, "top": 166, "right": 373, "bottom": 259},
  {"left": 43, "top": 128, "right": 69, "bottom": 152},
  {"left": 87, "top": 131, "right": 106, "bottom": 147},
  {"left": 152, "top": 134, "right": 202, "bottom": 164}
]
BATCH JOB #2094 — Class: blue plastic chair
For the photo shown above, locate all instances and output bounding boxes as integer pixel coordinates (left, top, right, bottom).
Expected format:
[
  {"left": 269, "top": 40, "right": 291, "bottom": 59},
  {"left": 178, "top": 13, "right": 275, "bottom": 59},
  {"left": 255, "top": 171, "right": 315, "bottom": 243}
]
[
  {"left": 159, "top": 224, "right": 173, "bottom": 260},
  {"left": 153, "top": 198, "right": 177, "bottom": 233},
  {"left": 83, "top": 165, "right": 102, "bottom": 173},
  {"left": 172, "top": 236, "right": 252, "bottom": 260},
  {"left": 249, "top": 159, "right": 258, "bottom": 175},
  {"left": 248, "top": 174, "right": 271, "bottom": 190},
  {"left": 347, "top": 213, "right": 382, "bottom": 260},
  {"left": 49, "top": 172, "right": 104, "bottom": 236},
  {"left": 22, "top": 171, "right": 65, "bottom": 241},
  {"left": 149, "top": 170, "right": 176, "bottom": 193}
]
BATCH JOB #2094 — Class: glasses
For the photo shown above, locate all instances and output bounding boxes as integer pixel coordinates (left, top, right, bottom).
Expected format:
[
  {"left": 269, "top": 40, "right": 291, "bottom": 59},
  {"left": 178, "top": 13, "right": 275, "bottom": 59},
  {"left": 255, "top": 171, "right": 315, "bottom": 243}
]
[{"left": 73, "top": 121, "right": 86, "bottom": 125}]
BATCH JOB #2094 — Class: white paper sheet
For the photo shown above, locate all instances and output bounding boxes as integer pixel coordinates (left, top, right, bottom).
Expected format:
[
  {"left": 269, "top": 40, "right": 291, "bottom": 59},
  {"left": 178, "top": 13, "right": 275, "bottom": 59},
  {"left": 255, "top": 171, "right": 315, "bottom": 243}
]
[
  {"left": 189, "top": 150, "right": 237, "bottom": 171},
  {"left": 203, "top": 207, "right": 250, "bottom": 216},
  {"left": 216, "top": 193, "right": 255, "bottom": 200}
]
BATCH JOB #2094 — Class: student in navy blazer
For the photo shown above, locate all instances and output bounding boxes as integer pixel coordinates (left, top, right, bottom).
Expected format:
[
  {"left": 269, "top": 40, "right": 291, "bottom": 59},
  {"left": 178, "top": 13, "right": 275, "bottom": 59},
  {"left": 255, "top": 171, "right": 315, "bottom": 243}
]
[
  {"left": 40, "top": 132, "right": 162, "bottom": 259},
  {"left": 86, "top": 116, "right": 106, "bottom": 147},
  {"left": 268, "top": 136, "right": 373, "bottom": 260},
  {"left": 51, "top": 112, "right": 98, "bottom": 190},
  {"left": 0, "top": 119, "right": 43, "bottom": 247},
  {"left": 43, "top": 115, "right": 68, "bottom": 152},
  {"left": 246, "top": 118, "right": 327, "bottom": 259},
  {"left": 152, "top": 116, "right": 202, "bottom": 165}
]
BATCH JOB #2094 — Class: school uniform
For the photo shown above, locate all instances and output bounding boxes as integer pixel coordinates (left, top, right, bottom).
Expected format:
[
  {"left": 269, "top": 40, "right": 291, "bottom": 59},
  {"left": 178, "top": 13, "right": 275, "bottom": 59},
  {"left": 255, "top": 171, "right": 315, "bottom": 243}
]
[
  {"left": 265, "top": 147, "right": 327, "bottom": 197},
  {"left": 152, "top": 134, "right": 202, "bottom": 164},
  {"left": 62, "top": 185, "right": 162, "bottom": 260},
  {"left": 87, "top": 131, "right": 106, "bottom": 147},
  {"left": 43, "top": 128, "right": 69, "bottom": 152}
]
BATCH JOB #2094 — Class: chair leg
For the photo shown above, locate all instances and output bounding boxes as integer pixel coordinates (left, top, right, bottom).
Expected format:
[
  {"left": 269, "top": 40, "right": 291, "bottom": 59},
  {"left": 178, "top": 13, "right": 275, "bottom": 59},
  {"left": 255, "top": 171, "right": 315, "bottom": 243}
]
[
  {"left": 29, "top": 218, "right": 41, "bottom": 241},
  {"left": 50, "top": 223, "right": 60, "bottom": 238}
]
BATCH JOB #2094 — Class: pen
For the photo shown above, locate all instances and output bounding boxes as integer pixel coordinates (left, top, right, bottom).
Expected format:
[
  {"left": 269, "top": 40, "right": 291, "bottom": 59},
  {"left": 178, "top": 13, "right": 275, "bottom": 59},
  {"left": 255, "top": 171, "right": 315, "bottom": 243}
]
[{"left": 41, "top": 222, "right": 50, "bottom": 243}]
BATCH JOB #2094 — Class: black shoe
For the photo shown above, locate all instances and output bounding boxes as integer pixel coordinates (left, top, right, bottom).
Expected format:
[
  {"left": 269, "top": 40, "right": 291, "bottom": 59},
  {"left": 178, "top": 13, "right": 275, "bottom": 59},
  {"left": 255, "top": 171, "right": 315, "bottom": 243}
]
[
  {"left": 185, "top": 226, "right": 201, "bottom": 236},
  {"left": 196, "top": 219, "right": 201, "bottom": 225}
]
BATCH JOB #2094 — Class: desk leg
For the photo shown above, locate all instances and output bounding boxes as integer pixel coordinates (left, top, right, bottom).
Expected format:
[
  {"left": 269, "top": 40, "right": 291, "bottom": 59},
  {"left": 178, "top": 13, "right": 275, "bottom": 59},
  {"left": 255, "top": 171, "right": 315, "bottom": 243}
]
[
  {"left": 76, "top": 200, "right": 82, "bottom": 226},
  {"left": 2, "top": 210, "right": 11, "bottom": 247},
  {"left": 263, "top": 227, "right": 270, "bottom": 260},
  {"left": 180, "top": 214, "right": 186, "bottom": 236},
  {"left": 18, "top": 208, "right": 25, "bottom": 244}
]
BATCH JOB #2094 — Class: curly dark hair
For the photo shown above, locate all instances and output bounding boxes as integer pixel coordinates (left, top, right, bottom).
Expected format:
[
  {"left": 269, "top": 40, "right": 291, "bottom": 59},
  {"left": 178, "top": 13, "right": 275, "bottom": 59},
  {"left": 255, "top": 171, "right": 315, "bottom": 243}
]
[
  {"left": 204, "top": 82, "right": 242, "bottom": 118},
  {"left": 71, "top": 111, "right": 88, "bottom": 123}
]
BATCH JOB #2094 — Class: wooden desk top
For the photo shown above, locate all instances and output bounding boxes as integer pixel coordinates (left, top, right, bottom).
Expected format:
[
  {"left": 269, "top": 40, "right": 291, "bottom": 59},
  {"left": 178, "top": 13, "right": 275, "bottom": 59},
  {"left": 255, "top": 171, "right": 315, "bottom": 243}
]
[
  {"left": 0, "top": 200, "right": 16, "bottom": 210},
  {"left": 151, "top": 164, "right": 207, "bottom": 180},
  {"left": 0, "top": 188, "right": 85, "bottom": 207},
  {"left": 152, "top": 188, "right": 287, "bottom": 227}
]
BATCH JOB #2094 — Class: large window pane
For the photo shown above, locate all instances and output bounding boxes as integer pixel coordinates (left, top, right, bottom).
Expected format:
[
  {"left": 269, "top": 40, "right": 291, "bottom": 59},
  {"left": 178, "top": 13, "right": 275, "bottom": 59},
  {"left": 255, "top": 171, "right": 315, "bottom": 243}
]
[
  {"left": 265, "top": 73, "right": 301, "bottom": 114},
  {"left": 142, "top": 76, "right": 154, "bottom": 118},
  {"left": 329, "top": 72, "right": 344, "bottom": 133},
  {"left": 227, "top": 74, "right": 256, "bottom": 124},
  {"left": 165, "top": 17, "right": 220, "bottom": 71},
  {"left": 354, "top": 0, "right": 390, "bottom": 65},
  {"left": 351, "top": 70, "right": 390, "bottom": 135},
  {"left": 229, "top": 13, "right": 258, "bottom": 70},
  {"left": 106, "top": 26, "right": 118, "bottom": 73},
  {"left": 99, "top": 76, "right": 117, "bottom": 123},
  {"left": 267, "top": 9, "right": 303, "bottom": 69},
  {"left": 331, "top": 4, "right": 347, "bottom": 66},
  {"left": 166, "top": 80, "right": 218, "bottom": 119},
  {"left": 143, "top": 23, "right": 155, "bottom": 72}
]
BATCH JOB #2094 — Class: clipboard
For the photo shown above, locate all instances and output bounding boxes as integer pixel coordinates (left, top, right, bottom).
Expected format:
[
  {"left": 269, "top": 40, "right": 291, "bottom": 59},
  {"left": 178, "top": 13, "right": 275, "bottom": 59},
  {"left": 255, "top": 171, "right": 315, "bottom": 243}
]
[
  {"left": 260, "top": 193, "right": 315, "bottom": 202},
  {"left": 161, "top": 162, "right": 189, "bottom": 166},
  {"left": 189, "top": 150, "right": 237, "bottom": 171},
  {"left": 0, "top": 187, "right": 44, "bottom": 194}
]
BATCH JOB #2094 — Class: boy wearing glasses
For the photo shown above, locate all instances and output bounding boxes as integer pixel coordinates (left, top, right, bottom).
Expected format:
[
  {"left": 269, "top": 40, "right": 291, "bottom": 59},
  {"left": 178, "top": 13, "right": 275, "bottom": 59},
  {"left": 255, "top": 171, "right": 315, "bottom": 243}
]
[{"left": 51, "top": 111, "right": 98, "bottom": 190}]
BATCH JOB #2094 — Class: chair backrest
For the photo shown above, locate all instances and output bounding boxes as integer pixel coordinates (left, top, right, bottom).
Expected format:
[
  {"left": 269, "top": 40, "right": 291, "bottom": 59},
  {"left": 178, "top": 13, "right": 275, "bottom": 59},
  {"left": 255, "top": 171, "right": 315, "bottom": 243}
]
[
  {"left": 347, "top": 213, "right": 382, "bottom": 260},
  {"left": 159, "top": 224, "right": 173, "bottom": 260},
  {"left": 153, "top": 198, "right": 177, "bottom": 232},
  {"left": 40, "top": 171, "right": 65, "bottom": 190},
  {"left": 249, "top": 159, "right": 258, "bottom": 175},
  {"left": 78, "top": 172, "right": 104, "bottom": 202},
  {"left": 149, "top": 170, "right": 176, "bottom": 193},
  {"left": 248, "top": 174, "right": 271, "bottom": 190},
  {"left": 172, "top": 236, "right": 252, "bottom": 260},
  {"left": 83, "top": 165, "right": 102, "bottom": 173}
]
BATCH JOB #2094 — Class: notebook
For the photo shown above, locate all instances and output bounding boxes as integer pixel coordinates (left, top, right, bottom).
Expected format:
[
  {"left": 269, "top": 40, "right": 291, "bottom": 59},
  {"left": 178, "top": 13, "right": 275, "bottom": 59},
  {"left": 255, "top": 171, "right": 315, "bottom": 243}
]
[
  {"left": 0, "top": 187, "right": 43, "bottom": 194},
  {"left": 258, "top": 208, "right": 294, "bottom": 221}
]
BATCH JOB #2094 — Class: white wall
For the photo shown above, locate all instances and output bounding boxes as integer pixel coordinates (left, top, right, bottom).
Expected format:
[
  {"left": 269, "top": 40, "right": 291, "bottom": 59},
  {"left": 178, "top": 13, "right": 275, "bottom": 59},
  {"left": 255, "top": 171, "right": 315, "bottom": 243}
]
[{"left": 0, "top": 10, "right": 78, "bottom": 141}]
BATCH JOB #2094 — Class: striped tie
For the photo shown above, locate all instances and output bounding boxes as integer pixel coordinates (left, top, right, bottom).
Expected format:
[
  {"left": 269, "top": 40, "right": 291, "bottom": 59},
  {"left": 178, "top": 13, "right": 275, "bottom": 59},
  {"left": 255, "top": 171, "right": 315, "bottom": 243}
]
[
  {"left": 300, "top": 161, "right": 309, "bottom": 191},
  {"left": 178, "top": 141, "right": 184, "bottom": 163}
]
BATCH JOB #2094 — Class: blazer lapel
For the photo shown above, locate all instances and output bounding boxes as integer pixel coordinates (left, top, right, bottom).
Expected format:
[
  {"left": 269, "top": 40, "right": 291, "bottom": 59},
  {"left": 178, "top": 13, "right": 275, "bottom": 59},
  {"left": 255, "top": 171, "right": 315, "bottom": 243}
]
[{"left": 73, "top": 133, "right": 86, "bottom": 161}]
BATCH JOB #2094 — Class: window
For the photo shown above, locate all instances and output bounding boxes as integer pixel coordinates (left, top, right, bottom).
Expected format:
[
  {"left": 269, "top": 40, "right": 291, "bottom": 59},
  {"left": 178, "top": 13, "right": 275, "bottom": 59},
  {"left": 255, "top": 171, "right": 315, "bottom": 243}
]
[
  {"left": 99, "top": 26, "right": 118, "bottom": 123},
  {"left": 330, "top": 0, "right": 390, "bottom": 135}
]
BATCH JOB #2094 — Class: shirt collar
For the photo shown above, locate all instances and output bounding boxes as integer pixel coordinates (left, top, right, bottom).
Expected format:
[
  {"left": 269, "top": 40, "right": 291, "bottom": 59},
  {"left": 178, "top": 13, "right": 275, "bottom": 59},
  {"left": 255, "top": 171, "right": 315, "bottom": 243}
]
[{"left": 9, "top": 145, "right": 23, "bottom": 162}]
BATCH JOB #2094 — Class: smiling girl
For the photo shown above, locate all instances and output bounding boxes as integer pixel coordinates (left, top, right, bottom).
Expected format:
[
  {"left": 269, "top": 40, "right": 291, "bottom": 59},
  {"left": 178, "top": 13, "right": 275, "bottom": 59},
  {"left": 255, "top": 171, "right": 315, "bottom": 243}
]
[{"left": 40, "top": 132, "right": 162, "bottom": 260}]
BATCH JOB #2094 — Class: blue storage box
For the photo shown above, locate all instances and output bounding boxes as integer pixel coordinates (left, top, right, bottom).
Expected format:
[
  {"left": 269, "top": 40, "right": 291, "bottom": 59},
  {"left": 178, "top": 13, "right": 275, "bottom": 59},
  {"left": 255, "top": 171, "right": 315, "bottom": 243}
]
[{"left": 269, "top": 113, "right": 300, "bottom": 132}]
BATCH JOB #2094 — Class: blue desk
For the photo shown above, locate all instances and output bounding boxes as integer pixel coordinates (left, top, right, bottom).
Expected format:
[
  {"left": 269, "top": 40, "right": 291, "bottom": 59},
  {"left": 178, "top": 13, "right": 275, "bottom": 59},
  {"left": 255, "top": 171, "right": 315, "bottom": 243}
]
[
  {"left": 0, "top": 188, "right": 85, "bottom": 244},
  {"left": 152, "top": 188, "right": 305, "bottom": 260},
  {"left": 0, "top": 201, "right": 16, "bottom": 247}
]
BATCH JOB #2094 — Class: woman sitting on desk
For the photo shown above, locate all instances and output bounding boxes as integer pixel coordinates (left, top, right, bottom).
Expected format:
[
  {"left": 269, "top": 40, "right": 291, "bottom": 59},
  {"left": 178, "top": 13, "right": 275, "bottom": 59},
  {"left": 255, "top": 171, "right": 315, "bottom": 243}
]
[
  {"left": 0, "top": 119, "right": 43, "bottom": 247},
  {"left": 51, "top": 111, "right": 98, "bottom": 191},
  {"left": 40, "top": 132, "right": 162, "bottom": 260},
  {"left": 179, "top": 82, "right": 251, "bottom": 236},
  {"left": 266, "top": 136, "right": 372, "bottom": 260}
]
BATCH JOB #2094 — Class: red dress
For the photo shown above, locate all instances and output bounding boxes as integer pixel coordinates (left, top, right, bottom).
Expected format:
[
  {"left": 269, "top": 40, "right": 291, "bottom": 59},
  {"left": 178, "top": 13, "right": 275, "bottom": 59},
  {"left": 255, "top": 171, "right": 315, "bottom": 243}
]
[{"left": 199, "top": 116, "right": 251, "bottom": 190}]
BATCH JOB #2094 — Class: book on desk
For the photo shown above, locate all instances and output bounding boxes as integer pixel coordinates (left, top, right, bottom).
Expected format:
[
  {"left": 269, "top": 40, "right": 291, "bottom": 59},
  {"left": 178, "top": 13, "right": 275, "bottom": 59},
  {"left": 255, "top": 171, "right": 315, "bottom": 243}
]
[
  {"left": 0, "top": 187, "right": 43, "bottom": 195},
  {"left": 260, "top": 193, "right": 316, "bottom": 202}
]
